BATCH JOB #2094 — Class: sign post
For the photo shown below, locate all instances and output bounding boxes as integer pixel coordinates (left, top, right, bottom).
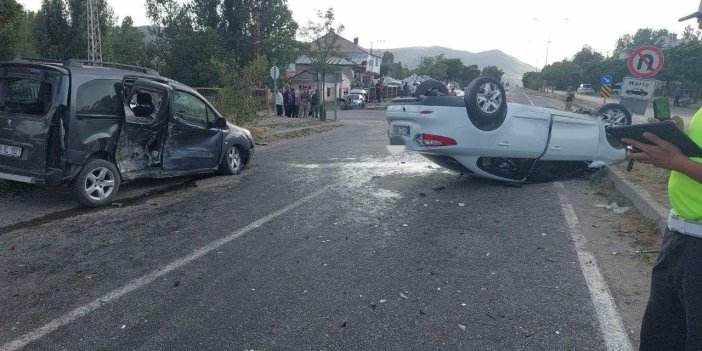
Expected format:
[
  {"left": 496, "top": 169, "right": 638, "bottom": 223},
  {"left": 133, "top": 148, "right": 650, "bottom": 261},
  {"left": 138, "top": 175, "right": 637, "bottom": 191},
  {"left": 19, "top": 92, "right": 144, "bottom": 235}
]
[
  {"left": 270, "top": 66, "right": 280, "bottom": 99},
  {"left": 600, "top": 74, "right": 613, "bottom": 104}
]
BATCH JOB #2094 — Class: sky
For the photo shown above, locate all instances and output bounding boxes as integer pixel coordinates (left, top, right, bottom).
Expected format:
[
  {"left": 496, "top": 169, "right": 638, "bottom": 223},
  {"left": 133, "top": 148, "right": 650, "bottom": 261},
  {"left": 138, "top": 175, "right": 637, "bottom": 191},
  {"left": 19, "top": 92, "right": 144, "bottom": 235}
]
[{"left": 17, "top": 0, "right": 698, "bottom": 68}]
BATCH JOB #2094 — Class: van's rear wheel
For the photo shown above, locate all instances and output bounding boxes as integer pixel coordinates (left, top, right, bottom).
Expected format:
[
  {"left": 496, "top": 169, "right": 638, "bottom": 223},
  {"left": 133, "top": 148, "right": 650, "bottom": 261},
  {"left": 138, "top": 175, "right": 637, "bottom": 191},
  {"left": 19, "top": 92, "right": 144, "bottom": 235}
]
[{"left": 71, "top": 159, "right": 120, "bottom": 207}]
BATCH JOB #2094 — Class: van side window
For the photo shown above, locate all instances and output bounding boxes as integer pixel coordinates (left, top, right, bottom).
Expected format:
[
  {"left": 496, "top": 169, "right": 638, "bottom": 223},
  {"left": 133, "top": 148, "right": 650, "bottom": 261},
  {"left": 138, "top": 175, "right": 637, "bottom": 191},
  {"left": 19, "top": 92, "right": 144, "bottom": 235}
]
[
  {"left": 174, "top": 91, "right": 210, "bottom": 125},
  {"left": 76, "top": 80, "right": 122, "bottom": 118},
  {"left": 0, "top": 77, "right": 53, "bottom": 116}
]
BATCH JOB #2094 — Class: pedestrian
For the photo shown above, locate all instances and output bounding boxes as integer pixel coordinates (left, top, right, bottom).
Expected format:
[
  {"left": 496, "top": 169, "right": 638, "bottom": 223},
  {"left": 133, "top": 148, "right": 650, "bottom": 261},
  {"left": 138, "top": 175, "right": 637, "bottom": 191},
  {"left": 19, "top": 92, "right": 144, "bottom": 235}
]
[
  {"left": 302, "top": 86, "right": 310, "bottom": 118},
  {"left": 375, "top": 78, "right": 385, "bottom": 103},
  {"left": 626, "top": 3, "right": 702, "bottom": 350},
  {"left": 674, "top": 87, "right": 683, "bottom": 107},
  {"left": 311, "top": 89, "right": 319, "bottom": 118},
  {"left": 275, "top": 88, "right": 284, "bottom": 117},
  {"left": 402, "top": 82, "right": 409, "bottom": 97},
  {"left": 264, "top": 85, "right": 271, "bottom": 116},
  {"left": 564, "top": 86, "right": 575, "bottom": 112},
  {"left": 293, "top": 85, "right": 302, "bottom": 118},
  {"left": 449, "top": 87, "right": 457, "bottom": 96},
  {"left": 283, "top": 87, "right": 293, "bottom": 117}
]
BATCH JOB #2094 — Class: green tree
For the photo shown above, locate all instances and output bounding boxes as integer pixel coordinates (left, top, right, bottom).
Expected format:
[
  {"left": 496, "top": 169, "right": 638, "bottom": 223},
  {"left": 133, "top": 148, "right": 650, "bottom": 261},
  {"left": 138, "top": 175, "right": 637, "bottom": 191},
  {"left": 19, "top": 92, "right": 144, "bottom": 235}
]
[
  {"left": 459, "top": 64, "right": 480, "bottom": 87},
  {"left": 300, "top": 8, "right": 344, "bottom": 121},
  {"left": 105, "top": 16, "right": 145, "bottom": 65},
  {"left": 481, "top": 65, "right": 504, "bottom": 81},
  {"left": 443, "top": 58, "right": 463, "bottom": 84},
  {"left": 0, "top": 0, "right": 24, "bottom": 60},
  {"left": 614, "top": 28, "right": 673, "bottom": 57},
  {"left": 380, "top": 51, "right": 394, "bottom": 76},
  {"left": 65, "top": 0, "right": 115, "bottom": 59},
  {"left": 572, "top": 46, "right": 604, "bottom": 66},
  {"left": 15, "top": 10, "right": 37, "bottom": 57},
  {"left": 33, "top": 0, "right": 70, "bottom": 59},
  {"left": 522, "top": 71, "right": 543, "bottom": 90}
]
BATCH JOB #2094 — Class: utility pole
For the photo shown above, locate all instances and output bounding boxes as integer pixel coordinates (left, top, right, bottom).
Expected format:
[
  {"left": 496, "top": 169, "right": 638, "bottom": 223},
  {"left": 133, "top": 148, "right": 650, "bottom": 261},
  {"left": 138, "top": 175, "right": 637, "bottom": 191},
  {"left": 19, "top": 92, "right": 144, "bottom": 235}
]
[
  {"left": 251, "top": 1, "right": 262, "bottom": 87},
  {"left": 87, "top": 0, "right": 102, "bottom": 62}
]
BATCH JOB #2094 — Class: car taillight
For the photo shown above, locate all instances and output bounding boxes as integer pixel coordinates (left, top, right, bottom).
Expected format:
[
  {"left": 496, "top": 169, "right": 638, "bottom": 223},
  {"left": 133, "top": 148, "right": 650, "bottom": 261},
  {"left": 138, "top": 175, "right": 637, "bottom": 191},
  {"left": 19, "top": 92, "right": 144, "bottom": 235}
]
[{"left": 422, "top": 133, "right": 457, "bottom": 146}]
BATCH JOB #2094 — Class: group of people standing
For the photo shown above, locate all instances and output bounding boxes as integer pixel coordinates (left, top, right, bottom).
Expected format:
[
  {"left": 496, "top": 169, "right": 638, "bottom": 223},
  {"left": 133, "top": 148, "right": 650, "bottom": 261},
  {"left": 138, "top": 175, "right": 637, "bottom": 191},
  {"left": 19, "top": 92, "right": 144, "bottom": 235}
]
[{"left": 274, "top": 85, "right": 320, "bottom": 118}]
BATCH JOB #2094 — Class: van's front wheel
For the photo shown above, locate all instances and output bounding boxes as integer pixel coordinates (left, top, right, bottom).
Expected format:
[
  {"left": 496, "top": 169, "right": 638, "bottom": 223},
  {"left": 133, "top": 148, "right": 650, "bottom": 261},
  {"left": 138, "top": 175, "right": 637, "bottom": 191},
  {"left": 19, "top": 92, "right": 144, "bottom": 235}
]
[{"left": 71, "top": 159, "right": 121, "bottom": 207}]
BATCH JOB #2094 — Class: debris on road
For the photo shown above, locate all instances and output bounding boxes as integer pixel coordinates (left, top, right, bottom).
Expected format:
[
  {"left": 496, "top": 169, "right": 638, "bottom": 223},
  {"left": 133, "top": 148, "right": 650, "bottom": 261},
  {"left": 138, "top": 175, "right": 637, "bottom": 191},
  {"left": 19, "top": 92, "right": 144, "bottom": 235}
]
[
  {"left": 419, "top": 193, "right": 427, "bottom": 197},
  {"left": 595, "top": 202, "right": 631, "bottom": 214},
  {"left": 432, "top": 186, "right": 446, "bottom": 191},
  {"left": 458, "top": 324, "right": 466, "bottom": 331},
  {"left": 379, "top": 299, "right": 387, "bottom": 303},
  {"left": 459, "top": 203, "right": 465, "bottom": 207},
  {"left": 111, "top": 202, "right": 124, "bottom": 207},
  {"left": 400, "top": 292, "right": 409, "bottom": 299}
]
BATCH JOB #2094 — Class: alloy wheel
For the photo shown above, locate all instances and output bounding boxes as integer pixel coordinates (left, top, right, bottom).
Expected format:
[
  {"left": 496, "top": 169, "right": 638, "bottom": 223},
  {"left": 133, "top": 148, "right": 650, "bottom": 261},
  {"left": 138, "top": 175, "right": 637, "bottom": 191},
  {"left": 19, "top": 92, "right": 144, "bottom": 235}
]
[
  {"left": 476, "top": 82, "right": 503, "bottom": 114},
  {"left": 84, "top": 167, "right": 116, "bottom": 201}
]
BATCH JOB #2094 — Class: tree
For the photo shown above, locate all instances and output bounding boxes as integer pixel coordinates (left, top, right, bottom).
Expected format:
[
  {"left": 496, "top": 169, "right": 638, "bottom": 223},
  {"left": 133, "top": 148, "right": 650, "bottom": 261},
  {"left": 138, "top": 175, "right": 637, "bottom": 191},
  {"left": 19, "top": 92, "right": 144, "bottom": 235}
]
[
  {"left": 459, "top": 64, "right": 480, "bottom": 87},
  {"left": 106, "top": 16, "right": 145, "bottom": 65},
  {"left": 614, "top": 28, "right": 674, "bottom": 57},
  {"left": 522, "top": 71, "right": 543, "bottom": 90},
  {"left": 572, "top": 46, "right": 604, "bottom": 66},
  {"left": 300, "top": 8, "right": 344, "bottom": 121},
  {"left": 443, "top": 58, "right": 463, "bottom": 84},
  {"left": 0, "top": 0, "right": 24, "bottom": 60},
  {"left": 481, "top": 65, "right": 504, "bottom": 81},
  {"left": 33, "top": 0, "right": 70, "bottom": 59},
  {"left": 380, "top": 51, "right": 394, "bottom": 76}
]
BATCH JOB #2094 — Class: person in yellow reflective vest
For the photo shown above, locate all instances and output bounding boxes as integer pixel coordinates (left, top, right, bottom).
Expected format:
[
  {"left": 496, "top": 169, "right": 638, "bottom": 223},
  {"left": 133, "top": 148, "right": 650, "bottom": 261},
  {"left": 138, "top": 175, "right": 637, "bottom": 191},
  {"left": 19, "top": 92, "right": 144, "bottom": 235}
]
[{"left": 622, "top": 3, "right": 702, "bottom": 349}]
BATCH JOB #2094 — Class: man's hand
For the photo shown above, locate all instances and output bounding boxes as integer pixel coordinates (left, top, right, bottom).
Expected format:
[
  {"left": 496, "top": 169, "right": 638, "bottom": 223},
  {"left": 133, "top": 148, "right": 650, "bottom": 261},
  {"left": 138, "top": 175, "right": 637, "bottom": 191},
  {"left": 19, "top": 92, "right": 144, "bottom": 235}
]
[{"left": 622, "top": 133, "right": 689, "bottom": 171}]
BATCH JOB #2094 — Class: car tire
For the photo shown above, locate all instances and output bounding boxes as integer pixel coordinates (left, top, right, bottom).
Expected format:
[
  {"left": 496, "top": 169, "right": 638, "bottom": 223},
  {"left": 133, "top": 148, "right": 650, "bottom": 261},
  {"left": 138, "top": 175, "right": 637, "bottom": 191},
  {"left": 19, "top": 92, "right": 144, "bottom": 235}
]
[
  {"left": 598, "top": 103, "right": 632, "bottom": 127},
  {"left": 414, "top": 79, "right": 449, "bottom": 96},
  {"left": 464, "top": 76, "right": 508, "bottom": 131},
  {"left": 70, "top": 159, "right": 121, "bottom": 207},
  {"left": 219, "top": 145, "right": 245, "bottom": 175}
]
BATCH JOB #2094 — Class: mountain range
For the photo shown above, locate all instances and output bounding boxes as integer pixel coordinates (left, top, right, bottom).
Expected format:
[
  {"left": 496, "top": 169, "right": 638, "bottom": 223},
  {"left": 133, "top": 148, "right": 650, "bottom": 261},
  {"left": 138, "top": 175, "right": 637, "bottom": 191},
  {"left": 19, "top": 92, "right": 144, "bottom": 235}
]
[{"left": 383, "top": 46, "right": 535, "bottom": 84}]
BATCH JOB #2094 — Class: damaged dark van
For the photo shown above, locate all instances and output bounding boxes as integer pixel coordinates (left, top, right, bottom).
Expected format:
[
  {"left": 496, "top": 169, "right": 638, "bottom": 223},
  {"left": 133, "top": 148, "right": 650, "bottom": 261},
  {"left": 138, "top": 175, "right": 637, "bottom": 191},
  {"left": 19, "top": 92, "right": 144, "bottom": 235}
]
[{"left": 0, "top": 59, "right": 254, "bottom": 207}]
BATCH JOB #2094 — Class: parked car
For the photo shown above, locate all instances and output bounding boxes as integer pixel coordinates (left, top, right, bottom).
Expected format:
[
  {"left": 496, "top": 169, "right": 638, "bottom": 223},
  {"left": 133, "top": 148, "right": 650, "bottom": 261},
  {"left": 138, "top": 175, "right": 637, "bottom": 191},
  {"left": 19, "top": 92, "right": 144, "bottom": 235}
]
[
  {"left": 577, "top": 84, "right": 594, "bottom": 94},
  {"left": 612, "top": 83, "right": 622, "bottom": 95},
  {"left": 625, "top": 88, "right": 649, "bottom": 97},
  {"left": 347, "top": 94, "right": 366, "bottom": 109},
  {"left": 386, "top": 78, "right": 632, "bottom": 183},
  {"left": 0, "top": 59, "right": 254, "bottom": 206}
]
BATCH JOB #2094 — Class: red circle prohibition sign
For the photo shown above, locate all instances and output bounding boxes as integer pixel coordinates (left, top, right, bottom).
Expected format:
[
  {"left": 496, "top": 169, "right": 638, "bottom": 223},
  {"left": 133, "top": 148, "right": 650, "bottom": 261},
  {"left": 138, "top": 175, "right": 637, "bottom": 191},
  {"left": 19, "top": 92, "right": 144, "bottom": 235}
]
[{"left": 627, "top": 46, "right": 664, "bottom": 78}]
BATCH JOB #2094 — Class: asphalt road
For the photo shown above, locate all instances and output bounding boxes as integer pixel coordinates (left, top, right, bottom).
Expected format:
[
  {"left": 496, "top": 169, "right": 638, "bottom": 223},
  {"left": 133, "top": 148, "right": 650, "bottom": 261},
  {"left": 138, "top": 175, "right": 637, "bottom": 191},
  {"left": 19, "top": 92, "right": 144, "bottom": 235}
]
[{"left": 1, "top": 103, "right": 636, "bottom": 350}]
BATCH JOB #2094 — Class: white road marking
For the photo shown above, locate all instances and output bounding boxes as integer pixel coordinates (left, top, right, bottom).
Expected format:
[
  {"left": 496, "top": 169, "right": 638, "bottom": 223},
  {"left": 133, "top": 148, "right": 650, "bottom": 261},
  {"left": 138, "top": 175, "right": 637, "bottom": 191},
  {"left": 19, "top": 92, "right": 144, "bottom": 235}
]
[
  {"left": 519, "top": 86, "right": 535, "bottom": 106},
  {"left": 554, "top": 182, "right": 633, "bottom": 351},
  {"left": 0, "top": 187, "right": 329, "bottom": 351}
]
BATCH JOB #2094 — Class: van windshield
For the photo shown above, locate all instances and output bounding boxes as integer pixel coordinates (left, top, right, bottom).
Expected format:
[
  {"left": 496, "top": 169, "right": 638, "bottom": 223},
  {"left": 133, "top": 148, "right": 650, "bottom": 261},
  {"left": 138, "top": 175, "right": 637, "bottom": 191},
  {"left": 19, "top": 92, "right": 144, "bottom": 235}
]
[{"left": 0, "top": 76, "right": 53, "bottom": 116}]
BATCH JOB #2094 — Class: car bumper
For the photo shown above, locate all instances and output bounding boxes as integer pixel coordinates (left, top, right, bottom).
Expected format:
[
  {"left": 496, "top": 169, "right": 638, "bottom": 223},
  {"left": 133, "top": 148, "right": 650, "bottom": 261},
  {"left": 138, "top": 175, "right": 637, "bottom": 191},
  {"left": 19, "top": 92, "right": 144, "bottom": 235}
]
[{"left": 0, "top": 165, "right": 63, "bottom": 185}]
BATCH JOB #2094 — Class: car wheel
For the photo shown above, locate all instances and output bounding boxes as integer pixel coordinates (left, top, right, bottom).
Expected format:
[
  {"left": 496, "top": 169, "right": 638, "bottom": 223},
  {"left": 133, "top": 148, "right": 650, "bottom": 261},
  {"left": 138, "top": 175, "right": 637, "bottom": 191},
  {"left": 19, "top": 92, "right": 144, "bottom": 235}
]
[
  {"left": 70, "top": 159, "right": 120, "bottom": 207},
  {"left": 598, "top": 103, "right": 632, "bottom": 127},
  {"left": 219, "top": 145, "right": 245, "bottom": 175},
  {"left": 414, "top": 79, "right": 449, "bottom": 96},
  {"left": 464, "top": 76, "right": 507, "bottom": 131}
]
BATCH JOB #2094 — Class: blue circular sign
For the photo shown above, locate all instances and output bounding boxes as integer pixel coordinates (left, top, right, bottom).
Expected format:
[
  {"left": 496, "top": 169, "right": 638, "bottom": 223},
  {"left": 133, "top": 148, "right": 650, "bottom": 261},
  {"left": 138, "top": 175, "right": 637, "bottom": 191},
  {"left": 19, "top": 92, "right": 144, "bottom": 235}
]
[{"left": 600, "top": 74, "right": 613, "bottom": 85}]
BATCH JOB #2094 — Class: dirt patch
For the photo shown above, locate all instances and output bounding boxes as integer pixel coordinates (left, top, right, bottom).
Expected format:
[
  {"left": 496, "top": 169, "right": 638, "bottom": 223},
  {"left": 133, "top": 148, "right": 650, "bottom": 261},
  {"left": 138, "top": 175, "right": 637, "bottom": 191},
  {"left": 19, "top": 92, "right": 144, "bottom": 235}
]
[
  {"left": 613, "top": 162, "right": 671, "bottom": 211},
  {"left": 243, "top": 117, "right": 342, "bottom": 143},
  {"left": 589, "top": 174, "right": 662, "bottom": 259}
]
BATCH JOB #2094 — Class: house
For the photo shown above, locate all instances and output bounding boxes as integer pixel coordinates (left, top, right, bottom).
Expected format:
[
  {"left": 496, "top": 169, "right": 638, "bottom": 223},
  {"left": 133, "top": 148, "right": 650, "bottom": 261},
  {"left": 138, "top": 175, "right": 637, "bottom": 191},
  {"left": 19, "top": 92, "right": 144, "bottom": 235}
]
[{"left": 291, "top": 33, "right": 381, "bottom": 100}]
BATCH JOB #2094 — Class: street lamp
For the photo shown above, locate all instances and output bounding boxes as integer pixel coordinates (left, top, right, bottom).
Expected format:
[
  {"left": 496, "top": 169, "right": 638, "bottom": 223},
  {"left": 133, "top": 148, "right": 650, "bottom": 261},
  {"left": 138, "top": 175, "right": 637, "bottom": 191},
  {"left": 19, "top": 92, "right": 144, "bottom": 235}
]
[{"left": 532, "top": 17, "right": 569, "bottom": 69}]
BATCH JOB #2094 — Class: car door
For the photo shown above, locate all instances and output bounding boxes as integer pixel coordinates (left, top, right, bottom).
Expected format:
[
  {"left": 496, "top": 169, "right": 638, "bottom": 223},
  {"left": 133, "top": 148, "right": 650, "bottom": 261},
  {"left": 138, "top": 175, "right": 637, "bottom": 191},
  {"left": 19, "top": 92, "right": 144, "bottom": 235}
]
[
  {"left": 116, "top": 78, "right": 170, "bottom": 176},
  {"left": 541, "top": 114, "right": 600, "bottom": 161},
  {"left": 162, "top": 90, "right": 223, "bottom": 172}
]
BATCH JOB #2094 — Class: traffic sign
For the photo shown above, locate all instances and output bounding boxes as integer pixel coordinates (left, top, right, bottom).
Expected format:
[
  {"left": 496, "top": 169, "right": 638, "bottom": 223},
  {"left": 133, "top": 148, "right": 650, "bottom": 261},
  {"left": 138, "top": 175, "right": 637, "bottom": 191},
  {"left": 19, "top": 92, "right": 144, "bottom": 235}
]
[
  {"left": 627, "top": 46, "right": 664, "bottom": 78},
  {"left": 270, "top": 66, "right": 280, "bottom": 80},
  {"left": 621, "top": 77, "right": 656, "bottom": 100},
  {"left": 600, "top": 74, "right": 613, "bottom": 85},
  {"left": 600, "top": 85, "right": 612, "bottom": 98}
]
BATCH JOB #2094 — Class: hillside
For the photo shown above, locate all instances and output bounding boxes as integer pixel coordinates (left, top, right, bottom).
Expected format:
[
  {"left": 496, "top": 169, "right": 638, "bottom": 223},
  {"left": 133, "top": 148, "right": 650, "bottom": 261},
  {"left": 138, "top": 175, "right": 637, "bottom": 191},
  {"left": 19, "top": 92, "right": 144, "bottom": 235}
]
[{"left": 384, "top": 46, "right": 534, "bottom": 83}]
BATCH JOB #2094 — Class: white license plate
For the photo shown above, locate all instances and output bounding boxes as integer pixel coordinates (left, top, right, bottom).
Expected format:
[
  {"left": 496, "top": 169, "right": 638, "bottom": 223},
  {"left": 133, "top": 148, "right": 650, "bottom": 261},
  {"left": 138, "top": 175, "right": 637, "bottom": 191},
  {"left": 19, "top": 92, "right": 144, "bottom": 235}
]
[
  {"left": 392, "top": 125, "right": 410, "bottom": 136},
  {"left": 0, "top": 144, "right": 22, "bottom": 158}
]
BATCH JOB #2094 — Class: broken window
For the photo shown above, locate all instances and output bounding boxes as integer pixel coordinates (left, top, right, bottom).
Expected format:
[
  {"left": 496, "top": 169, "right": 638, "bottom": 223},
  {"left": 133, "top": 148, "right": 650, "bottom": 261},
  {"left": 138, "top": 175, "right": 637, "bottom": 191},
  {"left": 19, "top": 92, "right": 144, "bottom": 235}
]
[{"left": 173, "top": 91, "right": 215, "bottom": 126}]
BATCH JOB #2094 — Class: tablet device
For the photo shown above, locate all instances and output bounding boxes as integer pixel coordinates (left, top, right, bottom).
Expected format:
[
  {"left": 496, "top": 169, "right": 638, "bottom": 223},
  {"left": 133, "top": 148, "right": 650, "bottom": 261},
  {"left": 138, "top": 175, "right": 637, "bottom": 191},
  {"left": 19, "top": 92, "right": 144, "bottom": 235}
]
[{"left": 606, "top": 121, "right": 702, "bottom": 158}]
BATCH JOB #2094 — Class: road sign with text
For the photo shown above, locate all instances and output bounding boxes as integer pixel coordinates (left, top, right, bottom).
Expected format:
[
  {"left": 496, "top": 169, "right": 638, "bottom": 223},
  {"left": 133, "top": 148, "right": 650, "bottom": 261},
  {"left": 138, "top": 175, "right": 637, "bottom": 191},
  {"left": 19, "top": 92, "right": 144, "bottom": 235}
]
[
  {"left": 621, "top": 77, "right": 656, "bottom": 100},
  {"left": 627, "top": 46, "right": 664, "bottom": 78}
]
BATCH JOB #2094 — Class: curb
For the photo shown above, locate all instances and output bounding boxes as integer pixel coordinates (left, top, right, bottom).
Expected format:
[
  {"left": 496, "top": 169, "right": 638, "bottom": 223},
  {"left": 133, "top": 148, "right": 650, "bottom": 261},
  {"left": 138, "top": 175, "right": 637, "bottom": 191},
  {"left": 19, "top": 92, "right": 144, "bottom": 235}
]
[{"left": 605, "top": 165, "right": 668, "bottom": 234}]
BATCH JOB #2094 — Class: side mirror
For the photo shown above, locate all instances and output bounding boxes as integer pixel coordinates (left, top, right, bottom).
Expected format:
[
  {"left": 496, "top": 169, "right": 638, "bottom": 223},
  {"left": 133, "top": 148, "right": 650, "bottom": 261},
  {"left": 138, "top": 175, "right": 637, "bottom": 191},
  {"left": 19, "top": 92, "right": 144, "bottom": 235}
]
[{"left": 213, "top": 117, "right": 227, "bottom": 129}]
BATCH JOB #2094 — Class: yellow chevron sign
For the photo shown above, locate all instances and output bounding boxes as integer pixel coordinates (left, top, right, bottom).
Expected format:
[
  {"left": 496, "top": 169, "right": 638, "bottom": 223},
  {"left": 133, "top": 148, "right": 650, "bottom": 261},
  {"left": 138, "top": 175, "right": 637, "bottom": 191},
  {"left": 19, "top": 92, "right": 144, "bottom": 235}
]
[{"left": 600, "top": 85, "right": 612, "bottom": 98}]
